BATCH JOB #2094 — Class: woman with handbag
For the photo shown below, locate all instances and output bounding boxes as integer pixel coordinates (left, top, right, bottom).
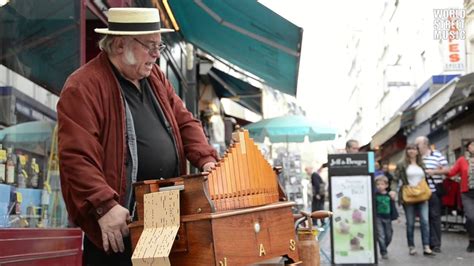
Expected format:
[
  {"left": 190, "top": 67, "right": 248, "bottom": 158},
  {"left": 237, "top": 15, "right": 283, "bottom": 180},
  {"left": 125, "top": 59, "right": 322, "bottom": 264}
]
[
  {"left": 447, "top": 140, "right": 474, "bottom": 252},
  {"left": 393, "top": 144, "right": 435, "bottom": 256}
]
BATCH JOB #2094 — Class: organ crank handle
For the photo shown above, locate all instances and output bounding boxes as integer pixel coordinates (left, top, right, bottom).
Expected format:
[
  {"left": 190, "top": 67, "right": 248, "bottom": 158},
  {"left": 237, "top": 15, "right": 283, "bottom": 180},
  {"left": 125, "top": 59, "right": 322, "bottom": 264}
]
[
  {"left": 294, "top": 210, "right": 333, "bottom": 221},
  {"left": 303, "top": 210, "right": 333, "bottom": 220},
  {"left": 294, "top": 210, "right": 333, "bottom": 229}
]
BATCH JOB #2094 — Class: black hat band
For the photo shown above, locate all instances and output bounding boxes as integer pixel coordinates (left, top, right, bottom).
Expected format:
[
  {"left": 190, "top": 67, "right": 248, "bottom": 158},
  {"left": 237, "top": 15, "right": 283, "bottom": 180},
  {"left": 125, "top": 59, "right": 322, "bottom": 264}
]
[{"left": 108, "top": 22, "right": 161, "bottom": 32}]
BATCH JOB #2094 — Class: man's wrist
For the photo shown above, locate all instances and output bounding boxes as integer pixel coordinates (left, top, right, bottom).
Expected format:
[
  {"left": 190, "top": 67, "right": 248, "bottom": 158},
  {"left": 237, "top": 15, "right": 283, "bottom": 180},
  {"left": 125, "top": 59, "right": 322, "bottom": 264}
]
[{"left": 91, "top": 199, "right": 118, "bottom": 220}]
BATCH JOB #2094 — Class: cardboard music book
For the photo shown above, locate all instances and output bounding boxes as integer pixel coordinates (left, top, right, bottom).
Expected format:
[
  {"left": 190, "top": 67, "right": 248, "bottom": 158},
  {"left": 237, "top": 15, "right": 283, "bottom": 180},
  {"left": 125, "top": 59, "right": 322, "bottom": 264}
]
[{"left": 131, "top": 190, "right": 180, "bottom": 266}]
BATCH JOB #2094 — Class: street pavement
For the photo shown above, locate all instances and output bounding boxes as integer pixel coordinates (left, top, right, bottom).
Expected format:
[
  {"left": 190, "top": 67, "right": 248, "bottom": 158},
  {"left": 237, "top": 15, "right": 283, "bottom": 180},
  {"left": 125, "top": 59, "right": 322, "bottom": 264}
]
[{"left": 319, "top": 206, "right": 474, "bottom": 266}]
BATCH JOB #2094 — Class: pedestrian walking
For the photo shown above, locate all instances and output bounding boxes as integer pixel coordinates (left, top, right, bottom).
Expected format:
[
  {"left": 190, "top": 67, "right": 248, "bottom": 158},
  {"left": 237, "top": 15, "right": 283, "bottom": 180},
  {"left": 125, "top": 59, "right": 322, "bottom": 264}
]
[
  {"left": 375, "top": 175, "right": 399, "bottom": 259},
  {"left": 415, "top": 136, "right": 449, "bottom": 253},
  {"left": 447, "top": 140, "right": 474, "bottom": 252},
  {"left": 306, "top": 165, "right": 326, "bottom": 226},
  {"left": 393, "top": 144, "right": 435, "bottom": 256}
]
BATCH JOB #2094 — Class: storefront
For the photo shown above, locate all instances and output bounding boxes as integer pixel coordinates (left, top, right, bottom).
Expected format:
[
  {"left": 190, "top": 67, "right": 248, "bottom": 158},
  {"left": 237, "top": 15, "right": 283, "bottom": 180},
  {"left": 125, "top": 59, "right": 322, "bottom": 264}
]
[
  {"left": 371, "top": 113, "right": 406, "bottom": 165},
  {"left": 405, "top": 76, "right": 458, "bottom": 156},
  {"left": 431, "top": 73, "right": 474, "bottom": 160},
  {"left": 371, "top": 74, "right": 459, "bottom": 165},
  {"left": 0, "top": 0, "right": 199, "bottom": 262},
  {"left": 0, "top": 0, "right": 84, "bottom": 262}
]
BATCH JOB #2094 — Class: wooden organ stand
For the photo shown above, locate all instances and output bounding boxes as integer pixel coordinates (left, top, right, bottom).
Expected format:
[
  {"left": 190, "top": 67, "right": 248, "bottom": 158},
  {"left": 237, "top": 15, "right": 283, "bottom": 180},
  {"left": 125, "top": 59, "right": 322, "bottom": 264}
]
[{"left": 129, "top": 129, "right": 299, "bottom": 265}]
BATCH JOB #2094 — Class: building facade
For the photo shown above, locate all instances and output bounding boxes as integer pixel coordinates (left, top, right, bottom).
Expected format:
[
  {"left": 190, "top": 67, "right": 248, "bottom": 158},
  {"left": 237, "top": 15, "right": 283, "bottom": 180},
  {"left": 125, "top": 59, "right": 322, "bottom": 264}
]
[{"left": 344, "top": 0, "right": 464, "bottom": 146}]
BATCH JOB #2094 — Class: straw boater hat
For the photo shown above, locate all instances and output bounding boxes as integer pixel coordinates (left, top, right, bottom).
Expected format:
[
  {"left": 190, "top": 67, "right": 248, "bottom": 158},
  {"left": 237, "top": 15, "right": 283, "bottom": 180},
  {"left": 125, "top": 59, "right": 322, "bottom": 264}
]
[{"left": 95, "top": 7, "right": 174, "bottom": 35}]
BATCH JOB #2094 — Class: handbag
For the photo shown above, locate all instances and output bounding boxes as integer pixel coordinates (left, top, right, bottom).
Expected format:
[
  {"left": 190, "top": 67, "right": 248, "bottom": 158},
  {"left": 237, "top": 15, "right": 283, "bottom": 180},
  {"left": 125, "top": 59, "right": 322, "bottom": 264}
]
[{"left": 402, "top": 178, "right": 432, "bottom": 204}]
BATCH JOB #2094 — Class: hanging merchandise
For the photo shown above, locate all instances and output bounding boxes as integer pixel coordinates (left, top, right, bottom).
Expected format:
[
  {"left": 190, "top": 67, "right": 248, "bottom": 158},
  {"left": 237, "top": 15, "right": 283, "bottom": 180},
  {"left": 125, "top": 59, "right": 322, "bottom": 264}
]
[
  {"left": 5, "top": 147, "right": 15, "bottom": 185},
  {"left": 0, "top": 144, "right": 6, "bottom": 183},
  {"left": 16, "top": 154, "right": 28, "bottom": 188},
  {"left": 29, "top": 158, "right": 39, "bottom": 189}
]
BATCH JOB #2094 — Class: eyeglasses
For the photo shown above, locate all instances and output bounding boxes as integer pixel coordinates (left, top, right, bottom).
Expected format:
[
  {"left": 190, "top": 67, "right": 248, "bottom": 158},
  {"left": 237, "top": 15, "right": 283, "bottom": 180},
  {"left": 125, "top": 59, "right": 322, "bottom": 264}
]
[{"left": 133, "top": 38, "right": 166, "bottom": 55}]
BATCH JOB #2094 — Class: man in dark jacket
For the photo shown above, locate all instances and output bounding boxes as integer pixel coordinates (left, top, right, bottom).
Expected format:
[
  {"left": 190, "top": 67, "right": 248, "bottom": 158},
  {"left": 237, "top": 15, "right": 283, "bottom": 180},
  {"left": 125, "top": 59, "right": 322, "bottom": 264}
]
[
  {"left": 58, "top": 8, "right": 218, "bottom": 265},
  {"left": 306, "top": 166, "right": 325, "bottom": 225}
]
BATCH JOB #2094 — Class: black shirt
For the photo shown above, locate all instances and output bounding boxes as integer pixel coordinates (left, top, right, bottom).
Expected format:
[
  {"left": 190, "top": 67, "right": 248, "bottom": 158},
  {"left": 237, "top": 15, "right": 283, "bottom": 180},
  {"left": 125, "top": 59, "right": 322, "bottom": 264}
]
[{"left": 113, "top": 67, "right": 177, "bottom": 180}]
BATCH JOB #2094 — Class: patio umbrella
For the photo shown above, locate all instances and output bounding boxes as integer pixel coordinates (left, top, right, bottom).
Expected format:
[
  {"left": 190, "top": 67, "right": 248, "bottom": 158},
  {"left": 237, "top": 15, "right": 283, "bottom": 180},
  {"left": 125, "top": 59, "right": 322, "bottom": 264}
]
[{"left": 244, "top": 115, "right": 336, "bottom": 143}]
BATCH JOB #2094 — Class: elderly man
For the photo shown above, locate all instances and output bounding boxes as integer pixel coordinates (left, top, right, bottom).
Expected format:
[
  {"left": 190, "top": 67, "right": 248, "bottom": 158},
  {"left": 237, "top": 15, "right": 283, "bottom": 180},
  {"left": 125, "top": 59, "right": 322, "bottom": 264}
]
[
  {"left": 57, "top": 8, "right": 217, "bottom": 265},
  {"left": 345, "top": 139, "right": 360, "bottom": 153},
  {"left": 415, "top": 136, "right": 449, "bottom": 253}
]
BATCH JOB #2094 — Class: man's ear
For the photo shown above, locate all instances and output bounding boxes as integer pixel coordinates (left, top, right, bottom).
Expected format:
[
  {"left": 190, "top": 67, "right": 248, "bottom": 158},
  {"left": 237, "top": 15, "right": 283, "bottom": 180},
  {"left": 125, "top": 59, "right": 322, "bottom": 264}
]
[{"left": 113, "top": 36, "right": 127, "bottom": 54}]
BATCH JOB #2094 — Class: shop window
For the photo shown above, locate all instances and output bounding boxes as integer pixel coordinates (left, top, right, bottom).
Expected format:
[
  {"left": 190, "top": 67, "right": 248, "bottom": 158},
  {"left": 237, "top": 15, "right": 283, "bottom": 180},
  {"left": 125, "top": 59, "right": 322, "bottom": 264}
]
[
  {"left": 159, "top": 55, "right": 168, "bottom": 73},
  {"left": 167, "top": 64, "right": 181, "bottom": 96},
  {"left": 169, "top": 43, "right": 182, "bottom": 70},
  {"left": 181, "top": 50, "right": 187, "bottom": 75},
  {"left": 0, "top": 121, "right": 68, "bottom": 229},
  {"left": 0, "top": 86, "right": 66, "bottom": 229}
]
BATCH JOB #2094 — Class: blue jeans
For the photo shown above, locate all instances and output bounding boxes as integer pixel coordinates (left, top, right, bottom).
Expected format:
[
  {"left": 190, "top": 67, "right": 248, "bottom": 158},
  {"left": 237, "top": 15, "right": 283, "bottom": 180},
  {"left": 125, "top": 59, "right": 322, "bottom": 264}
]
[
  {"left": 404, "top": 201, "right": 430, "bottom": 247},
  {"left": 376, "top": 217, "right": 393, "bottom": 255}
]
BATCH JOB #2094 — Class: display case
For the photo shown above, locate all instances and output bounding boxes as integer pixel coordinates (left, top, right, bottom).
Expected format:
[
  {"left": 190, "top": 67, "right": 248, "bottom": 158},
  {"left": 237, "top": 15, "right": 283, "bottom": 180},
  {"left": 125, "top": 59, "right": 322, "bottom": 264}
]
[
  {"left": 0, "top": 121, "right": 82, "bottom": 265},
  {"left": 0, "top": 121, "right": 68, "bottom": 229}
]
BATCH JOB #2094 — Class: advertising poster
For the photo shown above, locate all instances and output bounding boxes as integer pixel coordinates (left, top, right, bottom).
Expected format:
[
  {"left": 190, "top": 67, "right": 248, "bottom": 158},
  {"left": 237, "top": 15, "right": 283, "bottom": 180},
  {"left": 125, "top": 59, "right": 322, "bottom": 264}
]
[{"left": 330, "top": 175, "right": 375, "bottom": 264}]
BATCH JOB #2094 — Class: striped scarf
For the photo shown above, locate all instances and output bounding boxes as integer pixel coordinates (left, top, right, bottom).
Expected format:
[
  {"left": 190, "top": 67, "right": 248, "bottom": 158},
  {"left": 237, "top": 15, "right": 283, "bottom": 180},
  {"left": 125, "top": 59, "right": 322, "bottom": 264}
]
[{"left": 468, "top": 152, "right": 474, "bottom": 189}]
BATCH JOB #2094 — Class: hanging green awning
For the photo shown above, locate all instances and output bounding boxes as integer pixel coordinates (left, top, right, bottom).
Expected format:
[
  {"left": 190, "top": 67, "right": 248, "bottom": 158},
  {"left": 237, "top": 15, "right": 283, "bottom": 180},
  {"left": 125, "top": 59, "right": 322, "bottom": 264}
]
[
  {"left": 209, "top": 67, "right": 262, "bottom": 115},
  {"left": 0, "top": 0, "right": 81, "bottom": 95},
  {"left": 167, "top": 0, "right": 302, "bottom": 96}
]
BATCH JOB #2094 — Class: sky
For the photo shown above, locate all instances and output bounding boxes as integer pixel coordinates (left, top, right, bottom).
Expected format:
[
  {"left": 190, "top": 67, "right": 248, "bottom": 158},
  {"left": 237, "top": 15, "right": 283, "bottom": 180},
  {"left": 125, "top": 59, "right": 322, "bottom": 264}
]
[
  {"left": 255, "top": 0, "right": 377, "bottom": 161},
  {"left": 256, "top": 0, "right": 465, "bottom": 164},
  {"left": 259, "top": 0, "right": 461, "bottom": 138},
  {"left": 259, "top": 0, "right": 373, "bottom": 132}
]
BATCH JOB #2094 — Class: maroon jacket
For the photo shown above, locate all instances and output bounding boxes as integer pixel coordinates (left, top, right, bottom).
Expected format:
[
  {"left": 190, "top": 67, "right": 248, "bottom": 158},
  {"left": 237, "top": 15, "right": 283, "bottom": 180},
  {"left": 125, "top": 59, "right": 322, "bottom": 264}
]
[{"left": 57, "top": 52, "right": 217, "bottom": 249}]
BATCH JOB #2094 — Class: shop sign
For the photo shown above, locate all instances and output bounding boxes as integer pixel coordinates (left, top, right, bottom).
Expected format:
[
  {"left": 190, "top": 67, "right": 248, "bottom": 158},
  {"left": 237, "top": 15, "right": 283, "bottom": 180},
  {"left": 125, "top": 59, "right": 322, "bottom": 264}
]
[
  {"left": 330, "top": 175, "right": 376, "bottom": 264},
  {"left": 435, "top": 10, "right": 467, "bottom": 72},
  {"left": 328, "top": 152, "right": 377, "bottom": 265},
  {"left": 328, "top": 153, "right": 374, "bottom": 176},
  {"left": 400, "top": 107, "right": 416, "bottom": 129}
]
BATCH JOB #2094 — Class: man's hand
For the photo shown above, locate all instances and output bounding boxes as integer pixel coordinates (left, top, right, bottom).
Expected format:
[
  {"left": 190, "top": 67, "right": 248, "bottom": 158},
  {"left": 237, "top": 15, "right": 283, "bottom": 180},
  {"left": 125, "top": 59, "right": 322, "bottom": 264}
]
[
  {"left": 425, "top": 169, "right": 435, "bottom": 176},
  {"left": 315, "top": 195, "right": 321, "bottom": 200},
  {"left": 97, "top": 204, "right": 131, "bottom": 253},
  {"left": 202, "top": 161, "right": 216, "bottom": 172}
]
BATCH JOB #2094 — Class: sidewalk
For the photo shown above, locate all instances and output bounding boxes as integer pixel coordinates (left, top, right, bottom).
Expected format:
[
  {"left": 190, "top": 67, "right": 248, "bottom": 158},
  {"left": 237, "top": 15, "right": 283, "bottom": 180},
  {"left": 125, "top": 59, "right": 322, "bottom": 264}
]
[{"left": 319, "top": 206, "right": 474, "bottom": 265}]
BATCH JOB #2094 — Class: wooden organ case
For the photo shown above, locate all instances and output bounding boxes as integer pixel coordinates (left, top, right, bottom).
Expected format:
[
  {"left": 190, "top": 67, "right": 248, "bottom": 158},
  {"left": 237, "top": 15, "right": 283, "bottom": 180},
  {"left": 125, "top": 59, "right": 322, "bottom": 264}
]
[{"left": 129, "top": 130, "right": 299, "bottom": 265}]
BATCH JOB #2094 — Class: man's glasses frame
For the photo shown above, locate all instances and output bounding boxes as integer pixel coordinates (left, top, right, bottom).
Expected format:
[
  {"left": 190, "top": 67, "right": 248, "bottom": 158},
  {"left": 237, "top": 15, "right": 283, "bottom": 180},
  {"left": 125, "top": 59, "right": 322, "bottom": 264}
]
[{"left": 133, "top": 38, "right": 166, "bottom": 55}]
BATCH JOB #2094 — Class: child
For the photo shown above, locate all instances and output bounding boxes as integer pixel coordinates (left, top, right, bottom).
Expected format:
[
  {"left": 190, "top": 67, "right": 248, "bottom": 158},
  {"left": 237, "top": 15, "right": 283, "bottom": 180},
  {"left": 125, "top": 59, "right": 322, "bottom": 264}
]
[{"left": 375, "top": 175, "right": 399, "bottom": 259}]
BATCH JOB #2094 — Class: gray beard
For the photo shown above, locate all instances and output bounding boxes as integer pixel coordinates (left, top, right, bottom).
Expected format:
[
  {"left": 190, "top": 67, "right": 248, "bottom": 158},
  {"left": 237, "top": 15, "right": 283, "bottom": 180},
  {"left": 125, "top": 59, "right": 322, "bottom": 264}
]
[{"left": 123, "top": 47, "right": 137, "bottom": 66}]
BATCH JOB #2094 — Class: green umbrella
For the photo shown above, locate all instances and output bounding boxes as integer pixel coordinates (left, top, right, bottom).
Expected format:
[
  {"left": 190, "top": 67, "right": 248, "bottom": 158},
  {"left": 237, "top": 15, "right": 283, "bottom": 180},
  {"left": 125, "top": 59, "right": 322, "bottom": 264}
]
[{"left": 244, "top": 115, "right": 336, "bottom": 143}]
